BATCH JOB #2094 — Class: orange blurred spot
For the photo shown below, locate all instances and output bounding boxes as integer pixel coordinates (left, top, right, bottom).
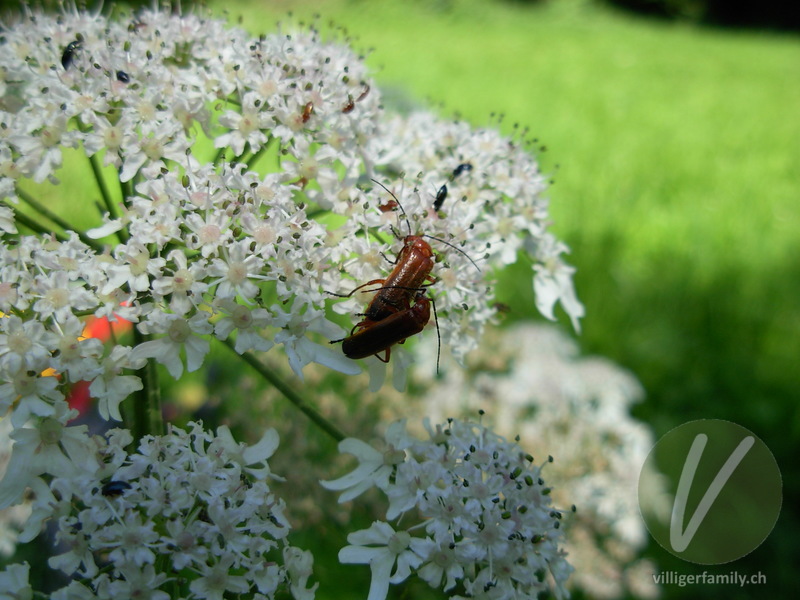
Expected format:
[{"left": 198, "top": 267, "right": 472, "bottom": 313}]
[{"left": 81, "top": 315, "right": 132, "bottom": 341}]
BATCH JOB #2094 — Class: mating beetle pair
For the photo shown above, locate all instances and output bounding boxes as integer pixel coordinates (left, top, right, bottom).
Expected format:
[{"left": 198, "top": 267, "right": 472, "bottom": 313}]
[{"left": 331, "top": 174, "right": 477, "bottom": 368}]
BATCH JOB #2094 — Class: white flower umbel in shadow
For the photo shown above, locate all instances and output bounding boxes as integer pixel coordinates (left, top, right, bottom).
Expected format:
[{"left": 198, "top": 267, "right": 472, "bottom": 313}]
[
  {"left": 10, "top": 421, "right": 316, "bottom": 600},
  {"left": 415, "top": 323, "right": 665, "bottom": 599},
  {"left": 339, "top": 522, "right": 423, "bottom": 600},
  {"left": 323, "top": 417, "right": 573, "bottom": 600}
]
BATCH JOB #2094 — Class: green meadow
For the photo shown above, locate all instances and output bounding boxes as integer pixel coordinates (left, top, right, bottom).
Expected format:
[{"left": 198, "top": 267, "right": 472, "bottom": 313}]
[{"left": 211, "top": 1, "right": 798, "bottom": 597}]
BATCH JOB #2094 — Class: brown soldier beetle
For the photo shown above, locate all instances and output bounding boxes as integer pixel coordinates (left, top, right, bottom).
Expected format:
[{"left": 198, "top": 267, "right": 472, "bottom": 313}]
[
  {"left": 329, "top": 179, "right": 480, "bottom": 369},
  {"left": 340, "top": 290, "right": 434, "bottom": 362}
]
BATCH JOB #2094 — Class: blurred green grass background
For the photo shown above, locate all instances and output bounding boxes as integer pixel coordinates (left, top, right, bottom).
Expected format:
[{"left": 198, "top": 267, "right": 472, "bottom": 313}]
[{"left": 206, "top": 0, "right": 798, "bottom": 597}]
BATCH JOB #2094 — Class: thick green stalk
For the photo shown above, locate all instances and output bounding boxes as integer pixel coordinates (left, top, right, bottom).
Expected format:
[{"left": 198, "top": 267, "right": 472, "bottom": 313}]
[
  {"left": 129, "top": 328, "right": 162, "bottom": 441},
  {"left": 87, "top": 153, "right": 117, "bottom": 218},
  {"left": 222, "top": 339, "right": 346, "bottom": 443},
  {"left": 15, "top": 188, "right": 102, "bottom": 250},
  {"left": 4, "top": 203, "right": 69, "bottom": 242}
]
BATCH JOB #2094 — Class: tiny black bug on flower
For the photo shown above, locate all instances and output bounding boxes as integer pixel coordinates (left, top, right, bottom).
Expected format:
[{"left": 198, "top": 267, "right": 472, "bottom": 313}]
[
  {"left": 434, "top": 183, "right": 448, "bottom": 211},
  {"left": 452, "top": 162, "right": 473, "bottom": 178},
  {"left": 434, "top": 163, "right": 473, "bottom": 211},
  {"left": 101, "top": 480, "right": 132, "bottom": 497},
  {"left": 61, "top": 39, "right": 82, "bottom": 70},
  {"left": 116, "top": 70, "right": 130, "bottom": 83}
]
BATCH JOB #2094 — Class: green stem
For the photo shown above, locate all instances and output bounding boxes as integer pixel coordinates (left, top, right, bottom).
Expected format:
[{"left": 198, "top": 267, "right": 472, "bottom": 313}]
[
  {"left": 212, "top": 146, "right": 228, "bottom": 166},
  {"left": 4, "top": 202, "right": 70, "bottom": 242},
  {"left": 119, "top": 175, "right": 133, "bottom": 209},
  {"left": 245, "top": 136, "right": 275, "bottom": 171},
  {"left": 129, "top": 328, "right": 156, "bottom": 441},
  {"left": 87, "top": 153, "right": 131, "bottom": 244},
  {"left": 304, "top": 208, "right": 328, "bottom": 220},
  {"left": 371, "top": 230, "right": 390, "bottom": 245},
  {"left": 14, "top": 189, "right": 102, "bottom": 250},
  {"left": 87, "top": 153, "right": 117, "bottom": 220},
  {"left": 146, "top": 353, "right": 164, "bottom": 436},
  {"left": 236, "top": 149, "right": 253, "bottom": 165},
  {"left": 222, "top": 339, "right": 346, "bottom": 443}
]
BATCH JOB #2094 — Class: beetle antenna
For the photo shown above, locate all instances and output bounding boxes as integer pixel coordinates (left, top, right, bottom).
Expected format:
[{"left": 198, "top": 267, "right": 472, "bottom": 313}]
[
  {"left": 431, "top": 295, "right": 441, "bottom": 375},
  {"left": 371, "top": 178, "right": 412, "bottom": 237},
  {"left": 423, "top": 234, "right": 481, "bottom": 273}
]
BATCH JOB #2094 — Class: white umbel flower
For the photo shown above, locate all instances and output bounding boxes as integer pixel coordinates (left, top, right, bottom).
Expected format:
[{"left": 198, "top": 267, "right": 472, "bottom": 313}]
[
  {"left": 416, "top": 323, "right": 664, "bottom": 599},
  {"left": 27, "top": 422, "right": 316, "bottom": 600},
  {"left": 324, "top": 418, "right": 573, "bottom": 600}
]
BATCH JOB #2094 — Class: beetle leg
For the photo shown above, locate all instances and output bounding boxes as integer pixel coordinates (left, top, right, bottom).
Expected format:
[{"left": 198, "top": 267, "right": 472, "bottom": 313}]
[{"left": 326, "top": 278, "right": 387, "bottom": 298}]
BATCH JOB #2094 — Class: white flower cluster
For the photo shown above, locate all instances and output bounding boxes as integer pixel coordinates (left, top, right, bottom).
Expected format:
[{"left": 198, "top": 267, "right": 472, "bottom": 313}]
[
  {"left": 322, "top": 418, "right": 573, "bottom": 600},
  {"left": 0, "top": 417, "right": 31, "bottom": 556},
  {"left": 346, "top": 112, "right": 585, "bottom": 364},
  {"left": 415, "top": 323, "right": 663, "bottom": 599},
  {"left": 0, "top": 6, "right": 581, "bottom": 398},
  {"left": 0, "top": 421, "right": 316, "bottom": 600},
  {"left": 0, "top": 7, "right": 586, "bottom": 599}
]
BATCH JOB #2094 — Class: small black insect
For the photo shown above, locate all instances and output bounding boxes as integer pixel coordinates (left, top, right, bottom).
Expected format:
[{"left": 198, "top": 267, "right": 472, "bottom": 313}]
[
  {"left": 61, "top": 40, "right": 82, "bottom": 70},
  {"left": 101, "top": 480, "right": 132, "bottom": 497},
  {"left": 434, "top": 183, "right": 448, "bottom": 211},
  {"left": 116, "top": 70, "right": 130, "bottom": 83},
  {"left": 452, "top": 162, "right": 473, "bottom": 178}
]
